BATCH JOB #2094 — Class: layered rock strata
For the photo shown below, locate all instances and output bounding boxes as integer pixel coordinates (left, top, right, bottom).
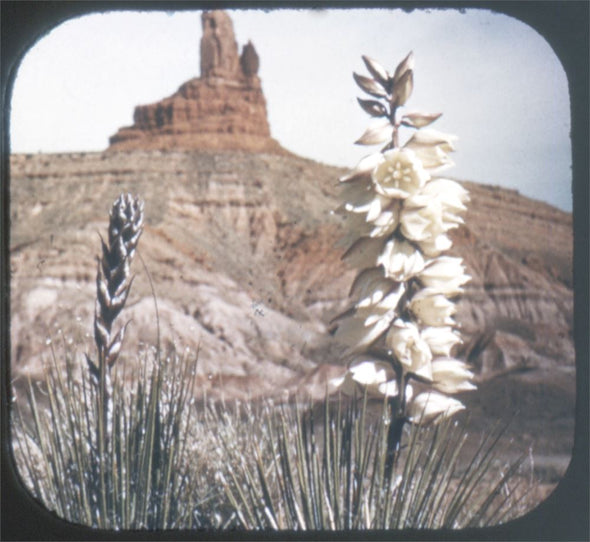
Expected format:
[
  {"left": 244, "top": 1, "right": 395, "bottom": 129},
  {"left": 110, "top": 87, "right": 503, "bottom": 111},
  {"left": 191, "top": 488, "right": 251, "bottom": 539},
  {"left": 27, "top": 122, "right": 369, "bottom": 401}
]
[
  {"left": 108, "top": 10, "right": 283, "bottom": 154},
  {"left": 9, "top": 149, "right": 575, "bottom": 478},
  {"left": 10, "top": 151, "right": 574, "bottom": 383}
]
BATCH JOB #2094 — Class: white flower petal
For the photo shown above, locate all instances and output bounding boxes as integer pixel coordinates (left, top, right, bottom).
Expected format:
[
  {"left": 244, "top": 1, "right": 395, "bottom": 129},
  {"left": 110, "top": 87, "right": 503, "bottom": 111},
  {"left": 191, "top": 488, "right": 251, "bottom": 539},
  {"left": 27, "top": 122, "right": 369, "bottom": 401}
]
[
  {"left": 421, "top": 179, "right": 469, "bottom": 209},
  {"left": 431, "top": 359, "right": 476, "bottom": 393},
  {"left": 378, "top": 380, "right": 400, "bottom": 397},
  {"left": 366, "top": 194, "right": 391, "bottom": 222},
  {"left": 372, "top": 148, "right": 429, "bottom": 199},
  {"left": 405, "top": 129, "right": 458, "bottom": 151},
  {"left": 404, "top": 129, "right": 458, "bottom": 172},
  {"left": 407, "top": 392, "right": 465, "bottom": 425},
  {"left": 409, "top": 289, "right": 456, "bottom": 327},
  {"left": 419, "top": 256, "right": 470, "bottom": 295},
  {"left": 335, "top": 291, "right": 401, "bottom": 353},
  {"left": 419, "top": 233, "right": 452, "bottom": 257},
  {"left": 332, "top": 358, "right": 400, "bottom": 399},
  {"left": 377, "top": 238, "right": 425, "bottom": 281},
  {"left": 368, "top": 200, "right": 402, "bottom": 237},
  {"left": 349, "top": 359, "right": 395, "bottom": 386},
  {"left": 340, "top": 153, "right": 384, "bottom": 183},
  {"left": 421, "top": 327, "right": 462, "bottom": 357}
]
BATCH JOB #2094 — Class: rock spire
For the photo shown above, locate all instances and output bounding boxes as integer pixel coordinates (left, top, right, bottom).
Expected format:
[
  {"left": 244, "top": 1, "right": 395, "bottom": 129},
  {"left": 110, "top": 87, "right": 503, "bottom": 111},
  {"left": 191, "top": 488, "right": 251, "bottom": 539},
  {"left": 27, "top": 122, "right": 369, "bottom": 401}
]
[{"left": 108, "top": 10, "right": 283, "bottom": 154}]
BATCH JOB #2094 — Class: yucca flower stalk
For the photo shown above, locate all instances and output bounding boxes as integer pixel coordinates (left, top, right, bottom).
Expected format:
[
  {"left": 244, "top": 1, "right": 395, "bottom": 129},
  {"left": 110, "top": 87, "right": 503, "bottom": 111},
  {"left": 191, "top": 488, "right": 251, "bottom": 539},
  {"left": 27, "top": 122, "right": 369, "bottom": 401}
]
[
  {"left": 88, "top": 193, "right": 144, "bottom": 443},
  {"left": 91, "top": 192, "right": 144, "bottom": 375},
  {"left": 84, "top": 193, "right": 144, "bottom": 519},
  {"left": 12, "top": 193, "right": 210, "bottom": 529},
  {"left": 333, "top": 52, "right": 474, "bottom": 477}
]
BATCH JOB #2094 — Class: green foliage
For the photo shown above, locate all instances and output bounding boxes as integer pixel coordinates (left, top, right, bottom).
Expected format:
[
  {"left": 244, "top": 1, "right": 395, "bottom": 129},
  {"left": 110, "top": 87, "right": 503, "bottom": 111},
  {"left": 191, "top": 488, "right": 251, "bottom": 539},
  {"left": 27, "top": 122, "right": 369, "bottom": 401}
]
[
  {"left": 12, "top": 348, "right": 534, "bottom": 531},
  {"left": 12, "top": 342, "right": 210, "bottom": 529},
  {"left": 220, "top": 394, "right": 531, "bottom": 530}
]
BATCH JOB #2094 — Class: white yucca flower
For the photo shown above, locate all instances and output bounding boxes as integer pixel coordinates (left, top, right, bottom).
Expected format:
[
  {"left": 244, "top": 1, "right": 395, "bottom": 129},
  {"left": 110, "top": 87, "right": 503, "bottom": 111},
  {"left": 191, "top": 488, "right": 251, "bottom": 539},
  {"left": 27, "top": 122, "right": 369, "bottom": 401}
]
[
  {"left": 334, "top": 52, "right": 474, "bottom": 431},
  {"left": 372, "top": 148, "right": 429, "bottom": 199},
  {"left": 377, "top": 237, "right": 425, "bottom": 281},
  {"left": 386, "top": 320, "right": 432, "bottom": 380},
  {"left": 340, "top": 152, "right": 384, "bottom": 183},
  {"left": 409, "top": 289, "right": 457, "bottom": 327},
  {"left": 335, "top": 282, "right": 406, "bottom": 354},
  {"left": 421, "top": 326, "right": 462, "bottom": 357},
  {"left": 404, "top": 129, "right": 458, "bottom": 172},
  {"left": 407, "top": 391, "right": 465, "bottom": 425},
  {"left": 430, "top": 359, "right": 476, "bottom": 393},
  {"left": 332, "top": 357, "right": 399, "bottom": 398},
  {"left": 368, "top": 200, "right": 402, "bottom": 238},
  {"left": 418, "top": 256, "right": 471, "bottom": 295}
]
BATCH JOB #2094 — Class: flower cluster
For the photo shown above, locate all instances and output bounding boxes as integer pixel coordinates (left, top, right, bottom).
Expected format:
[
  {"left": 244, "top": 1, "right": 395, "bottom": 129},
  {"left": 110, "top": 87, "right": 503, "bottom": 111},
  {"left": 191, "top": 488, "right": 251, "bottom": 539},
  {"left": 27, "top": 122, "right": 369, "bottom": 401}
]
[{"left": 333, "top": 53, "right": 474, "bottom": 426}]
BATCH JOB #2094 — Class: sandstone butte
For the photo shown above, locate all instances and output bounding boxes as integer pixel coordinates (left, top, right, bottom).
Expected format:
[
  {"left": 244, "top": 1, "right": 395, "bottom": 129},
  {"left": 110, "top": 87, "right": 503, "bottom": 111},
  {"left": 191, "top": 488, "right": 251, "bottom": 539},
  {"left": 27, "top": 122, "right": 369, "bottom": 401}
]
[{"left": 108, "top": 10, "right": 285, "bottom": 154}]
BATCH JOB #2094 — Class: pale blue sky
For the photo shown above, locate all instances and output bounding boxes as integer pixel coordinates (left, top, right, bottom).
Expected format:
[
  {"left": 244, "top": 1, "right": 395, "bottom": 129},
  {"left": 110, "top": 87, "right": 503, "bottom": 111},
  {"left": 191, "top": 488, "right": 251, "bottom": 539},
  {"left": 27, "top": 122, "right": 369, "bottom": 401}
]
[{"left": 10, "top": 8, "right": 572, "bottom": 211}]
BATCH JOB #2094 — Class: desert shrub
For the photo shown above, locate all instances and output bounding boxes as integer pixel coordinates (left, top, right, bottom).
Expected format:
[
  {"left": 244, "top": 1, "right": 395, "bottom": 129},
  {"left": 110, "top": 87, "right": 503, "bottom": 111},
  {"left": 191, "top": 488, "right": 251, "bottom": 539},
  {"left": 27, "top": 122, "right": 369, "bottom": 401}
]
[
  {"left": 11, "top": 342, "right": 214, "bottom": 529},
  {"left": 219, "top": 393, "right": 531, "bottom": 530},
  {"left": 11, "top": 194, "right": 214, "bottom": 529}
]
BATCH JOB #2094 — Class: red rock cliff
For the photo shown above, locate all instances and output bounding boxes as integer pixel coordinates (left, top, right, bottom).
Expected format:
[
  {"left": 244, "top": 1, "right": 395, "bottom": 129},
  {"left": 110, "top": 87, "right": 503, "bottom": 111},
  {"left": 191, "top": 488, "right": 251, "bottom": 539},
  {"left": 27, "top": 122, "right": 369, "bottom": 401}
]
[{"left": 108, "top": 10, "right": 284, "bottom": 154}]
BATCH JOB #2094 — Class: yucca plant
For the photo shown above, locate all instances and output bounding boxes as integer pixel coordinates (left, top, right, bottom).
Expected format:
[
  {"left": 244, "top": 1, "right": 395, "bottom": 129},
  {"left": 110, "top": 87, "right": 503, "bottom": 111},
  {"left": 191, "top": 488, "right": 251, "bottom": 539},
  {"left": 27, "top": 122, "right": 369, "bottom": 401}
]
[
  {"left": 11, "top": 193, "right": 209, "bottom": 529},
  {"left": 332, "top": 52, "right": 474, "bottom": 480},
  {"left": 218, "top": 52, "right": 534, "bottom": 532},
  {"left": 220, "top": 394, "right": 532, "bottom": 530}
]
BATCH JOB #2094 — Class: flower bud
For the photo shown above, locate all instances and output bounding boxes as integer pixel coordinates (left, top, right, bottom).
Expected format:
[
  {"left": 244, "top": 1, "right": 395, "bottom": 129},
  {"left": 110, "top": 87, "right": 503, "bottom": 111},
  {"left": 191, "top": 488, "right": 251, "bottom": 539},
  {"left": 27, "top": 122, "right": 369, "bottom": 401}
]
[{"left": 401, "top": 111, "right": 443, "bottom": 128}]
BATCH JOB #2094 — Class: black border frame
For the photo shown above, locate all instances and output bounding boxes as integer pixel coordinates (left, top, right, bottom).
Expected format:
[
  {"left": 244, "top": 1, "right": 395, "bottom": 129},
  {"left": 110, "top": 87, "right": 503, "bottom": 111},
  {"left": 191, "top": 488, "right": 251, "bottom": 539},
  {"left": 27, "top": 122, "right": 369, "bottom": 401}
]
[{"left": 1, "top": 2, "right": 588, "bottom": 540}]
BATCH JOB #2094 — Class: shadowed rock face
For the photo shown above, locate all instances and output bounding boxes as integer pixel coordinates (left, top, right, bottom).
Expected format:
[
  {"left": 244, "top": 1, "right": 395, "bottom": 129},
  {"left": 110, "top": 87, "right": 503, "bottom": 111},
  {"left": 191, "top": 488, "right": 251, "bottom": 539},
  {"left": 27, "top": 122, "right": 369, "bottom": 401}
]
[
  {"left": 108, "top": 10, "right": 282, "bottom": 154},
  {"left": 9, "top": 149, "right": 574, "bottom": 478}
]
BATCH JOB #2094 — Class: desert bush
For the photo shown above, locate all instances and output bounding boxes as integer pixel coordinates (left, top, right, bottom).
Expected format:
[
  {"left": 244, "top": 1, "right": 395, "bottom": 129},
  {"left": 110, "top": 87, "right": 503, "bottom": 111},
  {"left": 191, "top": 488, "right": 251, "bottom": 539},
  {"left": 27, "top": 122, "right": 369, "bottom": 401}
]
[
  {"left": 12, "top": 343, "right": 212, "bottom": 529},
  {"left": 218, "top": 52, "right": 532, "bottom": 532},
  {"left": 11, "top": 194, "right": 212, "bottom": 529},
  {"left": 219, "top": 394, "right": 531, "bottom": 530}
]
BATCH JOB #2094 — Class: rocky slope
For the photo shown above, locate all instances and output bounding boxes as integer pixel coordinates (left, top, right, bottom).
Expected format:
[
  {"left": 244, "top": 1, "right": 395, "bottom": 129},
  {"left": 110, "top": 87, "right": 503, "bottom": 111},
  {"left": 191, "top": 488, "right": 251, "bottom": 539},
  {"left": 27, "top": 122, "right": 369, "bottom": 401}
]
[{"left": 9, "top": 149, "right": 575, "bottom": 481}]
